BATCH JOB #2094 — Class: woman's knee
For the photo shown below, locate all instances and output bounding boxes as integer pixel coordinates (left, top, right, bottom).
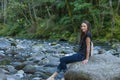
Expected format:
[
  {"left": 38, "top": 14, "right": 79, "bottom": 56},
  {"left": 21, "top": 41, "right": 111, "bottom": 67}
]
[{"left": 60, "top": 57, "right": 66, "bottom": 62}]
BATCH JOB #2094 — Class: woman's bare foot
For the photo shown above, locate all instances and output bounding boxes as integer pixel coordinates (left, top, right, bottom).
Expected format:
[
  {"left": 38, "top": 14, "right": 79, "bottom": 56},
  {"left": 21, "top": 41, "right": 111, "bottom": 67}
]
[
  {"left": 46, "top": 72, "right": 58, "bottom": 80},
  {"left": 46, "top": 77, "right": 54, "bottom": 80}
]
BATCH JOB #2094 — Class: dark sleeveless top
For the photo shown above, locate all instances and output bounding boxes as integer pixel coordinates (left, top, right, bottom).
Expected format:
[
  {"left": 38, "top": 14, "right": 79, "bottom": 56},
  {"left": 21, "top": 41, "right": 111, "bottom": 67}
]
[{"left": 78, "top": 32, "right": 92, "bottom": 56}]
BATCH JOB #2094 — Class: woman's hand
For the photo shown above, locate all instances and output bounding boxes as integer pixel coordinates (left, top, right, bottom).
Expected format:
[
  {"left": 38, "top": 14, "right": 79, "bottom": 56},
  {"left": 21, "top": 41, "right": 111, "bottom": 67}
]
[{"left": 82, "top": 59, "right": 88, "bottom": 64}]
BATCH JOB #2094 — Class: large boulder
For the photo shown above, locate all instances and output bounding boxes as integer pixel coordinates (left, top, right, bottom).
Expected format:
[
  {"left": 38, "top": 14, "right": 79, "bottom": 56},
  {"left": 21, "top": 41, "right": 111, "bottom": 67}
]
[{"left": 64, "top": 54, "right": 120, "bottom": 80}]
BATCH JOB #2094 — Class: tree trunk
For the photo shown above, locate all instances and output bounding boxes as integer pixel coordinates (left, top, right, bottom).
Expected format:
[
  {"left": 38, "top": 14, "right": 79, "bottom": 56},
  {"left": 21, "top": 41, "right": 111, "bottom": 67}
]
[
  {"left": 32, "top": 0, "right": 37, "bottom": 22},
  {"left": 1, "top": 0, "right": 7, "bottom": 24},
  {"left": 65, "top": 0, "right": 72, "bottom": 17},
  {"left": 33, "top": 5, "right": 37, "bottom": 22},
  {"left": 46, "top": 5, "right": 51, "bottom": 17},
  {"left": 28, "top": 3, "right": 34, "bottom": 23},
  {"left": 101, "top": 11, "right": 105, "bottom": 28},
  {"left": 92, "top": 14, "right": 99, "bottom": 36},
  {"left": 21, "top": 10, "right": 31, "bottom": 25},
  {"left": 116, "top": 0, "right": 120, "bottom": 13},
  {"left": 1, "top": 0, "right": 4, "bottom": 11},
  {"left": 109, "top": 0, "right": 115, "bottom": 40}
]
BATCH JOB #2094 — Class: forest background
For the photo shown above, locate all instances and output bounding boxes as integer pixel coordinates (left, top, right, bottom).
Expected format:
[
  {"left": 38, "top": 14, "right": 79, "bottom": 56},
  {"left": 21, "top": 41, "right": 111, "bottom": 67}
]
[{"left": 0, "top": 0, "right": 120, "bottom": 43}]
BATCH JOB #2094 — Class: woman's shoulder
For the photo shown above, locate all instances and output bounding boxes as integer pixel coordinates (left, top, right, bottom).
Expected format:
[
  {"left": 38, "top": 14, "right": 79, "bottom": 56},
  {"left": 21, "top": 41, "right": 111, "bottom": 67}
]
[
  {"left": 86, "top": 32, "right": 92, "bottom": 37},
  {"left": 86, "top": 32, "right": 92, "bottom": 40}
]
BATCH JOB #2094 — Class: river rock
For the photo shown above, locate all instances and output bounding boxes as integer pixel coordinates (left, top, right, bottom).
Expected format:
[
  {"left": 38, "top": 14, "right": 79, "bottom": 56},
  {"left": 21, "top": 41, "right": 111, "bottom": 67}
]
[
  {"left": 0, "top": 68, "right": 7, "bottom": 80},
  {"left": 32, "top": 77, "right": 42, "bottom": 80},
  {"left": 5, "top": 65, "right": 17, "bottom": 73},
  {"left": 45, "top": 54, "right": 59, "bottom": 67},
  {"left": 28, "top": 53, "right": 46, "bottom": 62},
  {"left": 14, "top": 70, "right": 24, "bottom": 78},
  {"left": 0, "top": 50, "right": 5, "bottom": 57},
  {"left": 0, "top": 38, "right": 11, "bottom": 50},
  {"left": 98, "top": 49, "right": 106, "bottom": 54},
  {"left": 11, "top": 62, "right": 25, "bottom": 70},
  {"left": 117, "top": 45, "right": 120, "bottom": 52},
  {"left": 64, "top": 54, "right": 120, "bottom": 80},
  {"left": 23, "top": 64, "right": 36, "bottom": 73}
]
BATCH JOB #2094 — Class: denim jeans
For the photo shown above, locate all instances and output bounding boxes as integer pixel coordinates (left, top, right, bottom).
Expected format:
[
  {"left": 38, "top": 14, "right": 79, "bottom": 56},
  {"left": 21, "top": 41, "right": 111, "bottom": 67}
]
[{"left": 57, "top": 53, "right": 85, "bottom": 73}]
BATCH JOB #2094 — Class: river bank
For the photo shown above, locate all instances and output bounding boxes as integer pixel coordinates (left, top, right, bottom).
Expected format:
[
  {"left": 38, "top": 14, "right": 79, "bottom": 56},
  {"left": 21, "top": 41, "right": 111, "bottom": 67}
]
[{"left": 0, "top": 37, "right": 120, "bottom": 80}]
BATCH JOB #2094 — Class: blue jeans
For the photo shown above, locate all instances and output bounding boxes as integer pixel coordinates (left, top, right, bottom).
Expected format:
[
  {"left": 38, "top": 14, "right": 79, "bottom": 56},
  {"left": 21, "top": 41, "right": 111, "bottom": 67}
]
[{"left": 57, "top": 53, "right": 85, "bottom": 73}]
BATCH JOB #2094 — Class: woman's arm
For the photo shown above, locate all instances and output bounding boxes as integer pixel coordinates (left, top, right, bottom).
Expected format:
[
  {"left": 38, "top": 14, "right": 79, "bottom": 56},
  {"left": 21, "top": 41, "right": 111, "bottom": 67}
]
[
  {"left": 82, "top": 37, "right": 91, "bottom": 64},
  {"left": 85, "top": 37, "right": 91, "bottom": 60}
]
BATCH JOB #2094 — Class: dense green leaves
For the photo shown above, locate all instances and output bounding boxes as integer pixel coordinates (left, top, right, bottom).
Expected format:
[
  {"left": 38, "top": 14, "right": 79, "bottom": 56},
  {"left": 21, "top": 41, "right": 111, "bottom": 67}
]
[{"left": 0, "top": 0, "right": 120, "bottom": 42}]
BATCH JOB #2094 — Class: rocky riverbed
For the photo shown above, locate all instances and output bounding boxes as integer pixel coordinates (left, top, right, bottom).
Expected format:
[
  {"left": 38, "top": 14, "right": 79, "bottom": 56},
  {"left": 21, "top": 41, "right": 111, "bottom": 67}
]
[{"left": 0, "top": 37, "right": 120, "bottom": 80}]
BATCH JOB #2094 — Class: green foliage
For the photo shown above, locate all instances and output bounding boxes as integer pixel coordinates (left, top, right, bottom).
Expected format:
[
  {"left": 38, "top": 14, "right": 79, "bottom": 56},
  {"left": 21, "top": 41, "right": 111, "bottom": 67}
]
[
  {"left": 69, "top": 33, "right": 78, "bottom": 43},
  {"left": 73, "top": 2, "right": 92, "bottom": 11},
  {"left": 61, "top": 31, "right": 71, "bottom": 40},
  {"left": 0, "top": 24, "right": 9, "bottom": 36},
  {"left": 7, "top": 24, "right": 22, "bottom": 36},
  {"left": 113, "top": 14, "right": 120, "bottom": 41},
  {"left": 59, "top": 16, "right": 71, "bottom": 25},
  {"left": 95, "top": 37, "right": 108, "bottom": 43},
  {"left": 0, "top": 0, "right": 120, "bottom": 43},
  {"left": 34, "top": 16, "right": 56, "bottom": 39},
  {"left": 57, "top": 1, "right": 66, "bottom": 9}
]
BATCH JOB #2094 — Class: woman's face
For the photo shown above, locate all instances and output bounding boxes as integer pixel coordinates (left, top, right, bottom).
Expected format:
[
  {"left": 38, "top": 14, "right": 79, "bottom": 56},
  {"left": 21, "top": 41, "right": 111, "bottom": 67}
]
[{"left": 81, "top": 23, "right": 88, "bottom": 33}]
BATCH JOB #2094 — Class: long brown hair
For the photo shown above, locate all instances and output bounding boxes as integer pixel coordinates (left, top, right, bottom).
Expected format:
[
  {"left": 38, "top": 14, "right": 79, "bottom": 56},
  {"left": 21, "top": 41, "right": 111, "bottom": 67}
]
[{"left": 80, "top": 20, "right": 91, "bottom": 42}]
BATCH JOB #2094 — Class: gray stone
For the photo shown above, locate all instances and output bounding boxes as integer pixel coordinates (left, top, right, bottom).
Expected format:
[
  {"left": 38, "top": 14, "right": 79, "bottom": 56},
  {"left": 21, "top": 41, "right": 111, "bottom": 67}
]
[
  {"left": 0, "top": 50, "right": 5, "bottom": 57},
  {"left": 6, "top": 75, "right": 21, "bottom": 80},
  {"left": 117, "top": 45, "right": 120, "bottom": 52},
  {"left": 14, "top": 70, "right": 24, "bottom": 78},
  {"left": 45, "top": 55, "right": 59, "bottom": 66},
  {"left": 98, "top": 49, "right": 106, "bottom": 54},
  {"left": 64, "top": 54, "right": 120, "bottom": 80},
  {"left": 0, "top": 68, "right": 7, "bottom": 80},
  {"left": 32, "top": 77, "right": 42, "bottom": 80},
  {"left": 23, "top": 64, "right": 36, "bottom": 73},
  {"left": 6, "top": 65, "right": 17, "bottom": 73},
  {"left": 28, "top": 53, "right": 46, "bottom": 62},
  {"left": 0, "top": 38, "right": 11, "bottom": 50},
  {"left": 11, "top": 62, "right": 25, "bottom": 70},
  {"left": 32, "top": 44, "right": 45, "bottom": 53}
]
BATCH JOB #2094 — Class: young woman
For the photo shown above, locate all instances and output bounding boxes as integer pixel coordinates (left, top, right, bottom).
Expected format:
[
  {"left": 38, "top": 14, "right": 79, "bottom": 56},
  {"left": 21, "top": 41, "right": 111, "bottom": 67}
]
[{"left": 47, "top": 20, "right": 92, "bottom": 80}]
